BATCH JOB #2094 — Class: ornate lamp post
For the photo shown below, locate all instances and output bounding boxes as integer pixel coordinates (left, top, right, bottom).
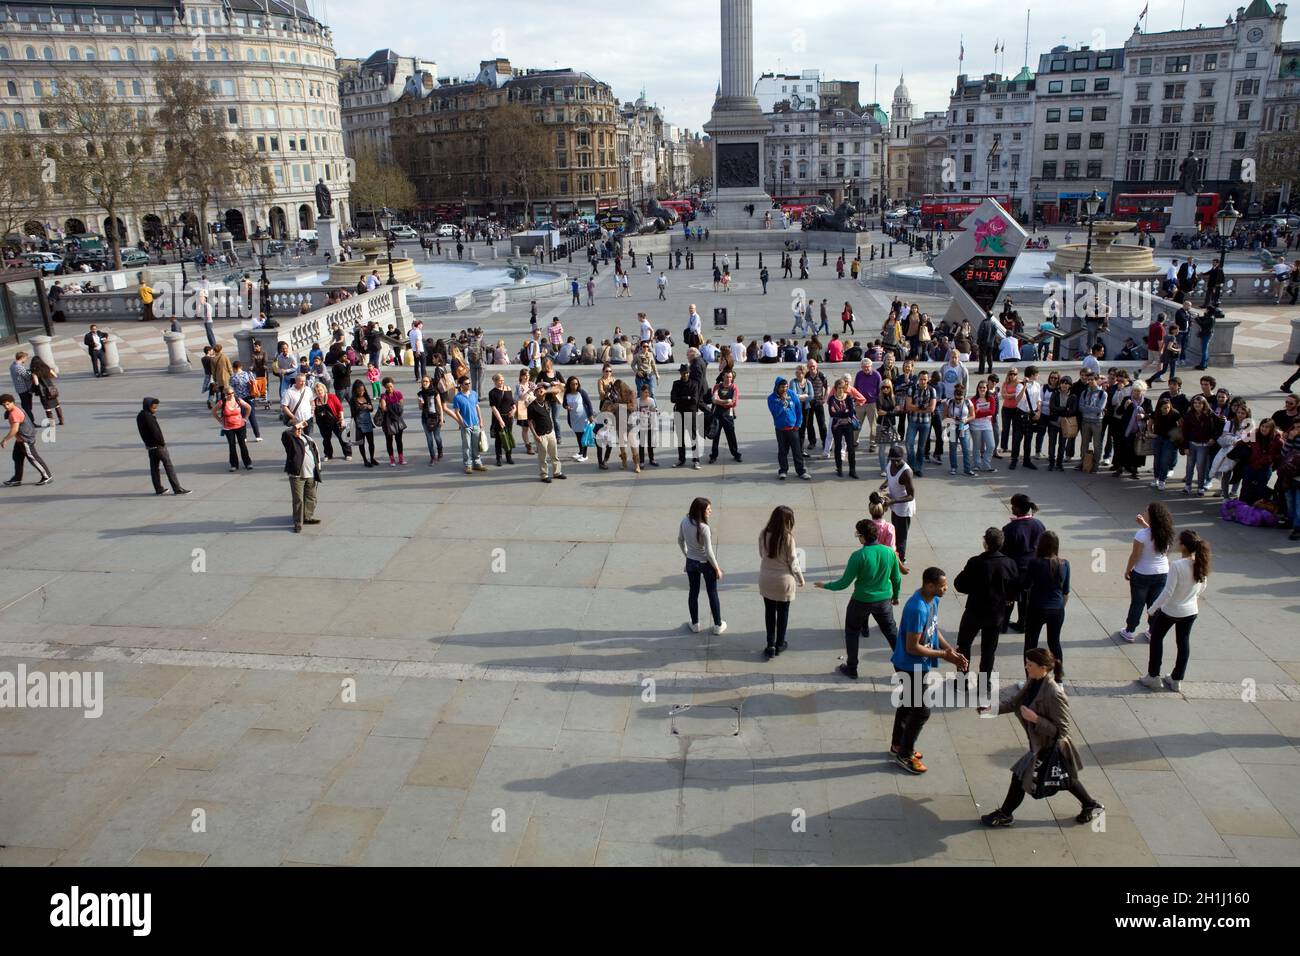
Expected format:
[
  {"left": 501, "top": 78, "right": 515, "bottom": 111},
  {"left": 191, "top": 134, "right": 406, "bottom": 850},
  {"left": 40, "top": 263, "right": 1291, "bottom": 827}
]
[
  {"left": 1210, "top": 197, "right": 1240, "bottom": 317},
  {"left": 171, "top": 219, "right": 188, "bottom": 288},
  {"left": 250, "top": 227, "right": 271, "bottom": 315},
  {"left": 1079, "top": 189, "right": 1103, "bottom": 275},
  {"left": 379, "top": 207, "right": 397, "bottom": 286}
]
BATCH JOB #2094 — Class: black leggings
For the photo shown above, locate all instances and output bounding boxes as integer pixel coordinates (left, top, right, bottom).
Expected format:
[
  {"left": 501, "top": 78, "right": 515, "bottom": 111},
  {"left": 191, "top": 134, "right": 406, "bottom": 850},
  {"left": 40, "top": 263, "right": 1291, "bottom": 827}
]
[
  {"left": 763, "top": 597, "right": 790, "bottom": 646},
  {"left": 832, "top": 426, "right": 856, "bottom": 474},
  {"left": 891, "top": 513, "right": 911, "bottom": 562},
  {"left": 357, "top": 431, "right": 376, "bottom": 463},
  {"left": 1146, "top": 610, "right": 1196, "bottom": 680},
  {"left": 1000, "top": 773, "right": 1096, "bottom": 816},
  {"left": 1000, "top": 406, "right": 1016, "bottom": 450},
  {"left": 384, "top": 429, "right": 404, "bottom": 457},
  {"left": 1024, "top": 605, "right": 1065, "bottom": 670}
]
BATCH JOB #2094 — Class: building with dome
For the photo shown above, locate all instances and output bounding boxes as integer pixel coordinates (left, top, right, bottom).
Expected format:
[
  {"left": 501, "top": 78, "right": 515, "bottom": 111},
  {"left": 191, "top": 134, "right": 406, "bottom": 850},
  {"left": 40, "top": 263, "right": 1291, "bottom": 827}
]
[{"left": 887, "top": 73, "right": 912, "bottom": 205}]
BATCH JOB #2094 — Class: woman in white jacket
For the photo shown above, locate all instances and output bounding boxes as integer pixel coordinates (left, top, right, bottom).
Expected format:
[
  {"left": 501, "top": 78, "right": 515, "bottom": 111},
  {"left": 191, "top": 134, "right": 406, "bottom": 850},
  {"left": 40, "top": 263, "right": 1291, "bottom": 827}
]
[{"left": 1140, "top": 530, "right": 1212, "bottom": 693}]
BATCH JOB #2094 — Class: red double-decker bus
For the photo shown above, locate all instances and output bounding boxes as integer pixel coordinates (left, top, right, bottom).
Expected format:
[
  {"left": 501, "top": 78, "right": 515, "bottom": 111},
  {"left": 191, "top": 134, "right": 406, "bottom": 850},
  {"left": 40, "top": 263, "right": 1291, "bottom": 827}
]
[
  {"left": 771, "top": 194, "right": 825, "bottom": 220},
  {"left": 1112, "top": 192, "right": 1223, "bottom": 232},
  {"left": 920, "top": 194, "right": 1013, "bottom": 230}
]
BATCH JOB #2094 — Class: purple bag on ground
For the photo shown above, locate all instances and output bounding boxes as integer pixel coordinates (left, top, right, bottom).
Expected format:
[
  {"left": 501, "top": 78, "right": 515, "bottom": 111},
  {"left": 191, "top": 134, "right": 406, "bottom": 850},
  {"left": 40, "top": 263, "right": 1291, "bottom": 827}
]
[{"left": 1221, "top": 498, "right": 1279, "bottom": 527}]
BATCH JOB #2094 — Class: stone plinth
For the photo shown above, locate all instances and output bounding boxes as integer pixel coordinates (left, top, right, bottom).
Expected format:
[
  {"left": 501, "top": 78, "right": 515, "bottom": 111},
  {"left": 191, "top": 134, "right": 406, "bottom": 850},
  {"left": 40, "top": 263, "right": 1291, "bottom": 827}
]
[{"left": 316, "top": 216, "right": 341, "bottom": 261}]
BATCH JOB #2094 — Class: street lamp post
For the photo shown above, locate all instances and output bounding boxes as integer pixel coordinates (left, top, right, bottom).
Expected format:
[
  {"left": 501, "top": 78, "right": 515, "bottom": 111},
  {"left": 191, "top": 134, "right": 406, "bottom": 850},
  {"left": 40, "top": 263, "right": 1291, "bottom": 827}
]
[
  {"left": 1210, "top": 197, "right": 1240, "bottom": 318},
  {"left": 1079, "top": 189, "right": 1102, "bottom": 275},
  {"left": 171, "top": 219, "right": 188, "bottom": 288},
  {"left": 250, "top": 227, "right": 271, "bottom": 316},
  {"left": 379, "top": 208, "right": 398, "bottom": 286}
]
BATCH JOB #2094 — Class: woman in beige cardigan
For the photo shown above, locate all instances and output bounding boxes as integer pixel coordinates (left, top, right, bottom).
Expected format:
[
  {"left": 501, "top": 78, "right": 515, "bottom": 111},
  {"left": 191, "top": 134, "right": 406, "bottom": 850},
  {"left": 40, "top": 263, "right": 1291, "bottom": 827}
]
[
  {"left": 978, "top": 647, "right": 1104, "bottom": 827},
  {"left": 758, "top": 506, "right": 805, "bottom": 658}
]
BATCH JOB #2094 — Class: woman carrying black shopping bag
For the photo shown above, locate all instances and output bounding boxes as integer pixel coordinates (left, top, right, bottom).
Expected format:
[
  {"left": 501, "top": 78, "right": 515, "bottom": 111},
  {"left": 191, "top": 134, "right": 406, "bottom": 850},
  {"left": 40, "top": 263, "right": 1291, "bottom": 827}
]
[{"left": 978, "top": 647, "right": 1104, "bottom": 827}]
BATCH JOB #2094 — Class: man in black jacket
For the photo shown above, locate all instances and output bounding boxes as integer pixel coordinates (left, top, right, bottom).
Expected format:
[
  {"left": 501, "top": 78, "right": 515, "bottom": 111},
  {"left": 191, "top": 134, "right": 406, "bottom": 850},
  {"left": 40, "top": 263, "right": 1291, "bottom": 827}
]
[
  {"left": 671, "top": 364, "right": 704, "bottom": 468},
  {"left": 136, "top": 397, "right": 190, "bottom": 496},
  {"left": 954, "top": 527, "right": 1020, "bottom": 675},
  {"left": 282, "top": 420, "right": 322, "bottom": 532},
  {"left": 84, "top": 325, "right": 109, "bottom": 377}
]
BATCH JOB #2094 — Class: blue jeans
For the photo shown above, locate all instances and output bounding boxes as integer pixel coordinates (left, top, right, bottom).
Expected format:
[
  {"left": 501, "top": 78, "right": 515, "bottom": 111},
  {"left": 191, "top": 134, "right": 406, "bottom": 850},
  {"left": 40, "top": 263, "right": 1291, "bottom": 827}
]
[
  {"left": 636, "top": 374, "right": 656, "bottom": 401},
  {"left": 1151, "top": 435, "right": 1178, "bottom": 482},
  {"left": 1198, "top": 331, "right": 1212, "bottom": 367},
  {"left": 948, "top": 427, "right": 972, "bottom": 472},
  {"left": 905, "top": 419, "right": 930, "bottom": 474},
  {"left": 1183, "top": 441, "right": 1211, "bottom": 490},
  {"left": 423, "top": 420, "right": 442, "bottom": 458},
  {"left": 1126, "top": 570, "right": 1167, "bottom": 633},
  {"left": 460, "top": 425, "right": 483, "bottom": 468},
  {"left": 1287, "top": 488, "right": 1299, "bottom": 528},
  {"left": 972, "top": 426, "right": 995, "bottom": 470},
  {"left": 685, "top": 558, "right": 721, "bottom": 627}
]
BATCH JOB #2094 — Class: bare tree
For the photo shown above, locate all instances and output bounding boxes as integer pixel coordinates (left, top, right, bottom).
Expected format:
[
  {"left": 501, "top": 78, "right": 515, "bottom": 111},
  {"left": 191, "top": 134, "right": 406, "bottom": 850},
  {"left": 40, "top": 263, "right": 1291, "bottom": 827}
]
[
  {"left": 491, "top": 103, "right": 552, "bottom": 223},
  {"left": 349, "top": 147, "right": 417, "bottom": 232},
  {"left": 0, "top": 129, "right": 48, "bottom": 245},
  {"left": 153, "top": 60, "right": 270, "bottom": 252},
  {"left": 47, "top": 77, "right": 156, "bottom": 270},
  {"left": 1256, "top": 129, "right": 1300, "bottom": 207}
]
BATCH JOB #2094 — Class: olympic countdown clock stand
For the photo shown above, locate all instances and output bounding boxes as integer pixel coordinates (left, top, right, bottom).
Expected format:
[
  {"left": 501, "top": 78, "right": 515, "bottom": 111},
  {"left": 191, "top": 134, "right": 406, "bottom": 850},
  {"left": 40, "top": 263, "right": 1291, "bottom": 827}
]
[{"left": 930, "top": 198, "right": 1029, "bottom": 332}]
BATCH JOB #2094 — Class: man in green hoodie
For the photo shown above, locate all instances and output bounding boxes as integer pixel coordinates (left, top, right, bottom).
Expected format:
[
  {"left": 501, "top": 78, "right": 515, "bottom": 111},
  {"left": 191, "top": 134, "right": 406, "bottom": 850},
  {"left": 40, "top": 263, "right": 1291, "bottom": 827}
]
[{"left": 816, "top": 519, "right": 902, "bottom": 679}]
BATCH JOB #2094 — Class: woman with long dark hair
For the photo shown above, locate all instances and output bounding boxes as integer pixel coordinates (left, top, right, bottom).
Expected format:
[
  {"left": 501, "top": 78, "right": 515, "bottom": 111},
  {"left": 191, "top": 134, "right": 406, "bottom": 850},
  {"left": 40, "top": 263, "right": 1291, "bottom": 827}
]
[
  {"left": 1179, "top": 393, "right": 1220, "bottom": 496},
  {"left": 1001, "top": 494, "right": 1045, "bottom": 633},
  {"left": 1120, "top": 501, "right": 1174, "bottom": 642},
  {"left": 28, "top": 355, "right": 63, "bottom": 426},
  {"left": 378, "top": 377, "right": 407, "bottom": 466},
  {"left": 349, "top": 379, "right": 377, "bottom": 468},
  {"left": 979, "top": 647, "right": 1104, "bottom": 827},
  {"left": 211, "top": 386, "right": 252, "bottom": 472},
  {"left": 1023, "top": 531, "right": 1070, "bottom": 675},
  {"left": 757, "top": 506, "right": 804, "bottom": 658},
  {"left": 828, "top": 378, "right": 859, "bottom": 478},
  {"left": 1140, "top": 531, "right": 1211, "bottom": 692},
  {"left": 677, "top": 497, "right": 725, "bottom": 635}
]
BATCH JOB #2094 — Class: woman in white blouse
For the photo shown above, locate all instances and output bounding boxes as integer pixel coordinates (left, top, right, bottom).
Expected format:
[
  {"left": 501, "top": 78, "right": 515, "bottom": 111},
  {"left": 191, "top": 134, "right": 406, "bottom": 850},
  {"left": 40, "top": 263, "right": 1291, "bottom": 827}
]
[
  {"left": 1140, "top": 530, "right": 1212, "bottom": 693},
  {"left": 678, "top": 497, "right": 726, "bottom": 635}
]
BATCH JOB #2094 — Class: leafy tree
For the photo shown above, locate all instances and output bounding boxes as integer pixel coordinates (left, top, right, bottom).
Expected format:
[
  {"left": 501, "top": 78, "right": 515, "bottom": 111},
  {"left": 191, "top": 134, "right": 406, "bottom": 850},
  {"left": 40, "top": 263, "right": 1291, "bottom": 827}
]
[
  {"left": 349, "top": 148, "right": 417, "bottom": 230},
  {"left": 0, "top": 129, "right": 48, "bottom": 246}
]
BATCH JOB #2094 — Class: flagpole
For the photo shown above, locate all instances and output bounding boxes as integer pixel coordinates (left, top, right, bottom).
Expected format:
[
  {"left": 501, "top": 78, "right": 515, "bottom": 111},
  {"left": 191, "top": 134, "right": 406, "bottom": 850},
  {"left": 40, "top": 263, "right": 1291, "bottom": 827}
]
[{"left": 1024, "top": 10, "right": 1030, "bottom": 69}]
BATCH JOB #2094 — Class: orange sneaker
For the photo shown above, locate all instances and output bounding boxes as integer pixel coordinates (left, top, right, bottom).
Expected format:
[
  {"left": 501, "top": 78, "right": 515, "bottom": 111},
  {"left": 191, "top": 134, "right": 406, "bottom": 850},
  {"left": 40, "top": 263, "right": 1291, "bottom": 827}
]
[
  {"left": 890, "top": 746, "right": 923, "bottom": 760},
  {"left": 895, "top": 752, "right": 927, "bottom": 774}
]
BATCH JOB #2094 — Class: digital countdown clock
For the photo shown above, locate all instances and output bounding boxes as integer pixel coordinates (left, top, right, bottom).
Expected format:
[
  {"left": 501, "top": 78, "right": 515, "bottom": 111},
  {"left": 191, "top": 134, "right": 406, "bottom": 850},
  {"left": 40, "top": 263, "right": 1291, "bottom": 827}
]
[{"left": 951, "top": 255, "right": 1013, "bottom": 312}]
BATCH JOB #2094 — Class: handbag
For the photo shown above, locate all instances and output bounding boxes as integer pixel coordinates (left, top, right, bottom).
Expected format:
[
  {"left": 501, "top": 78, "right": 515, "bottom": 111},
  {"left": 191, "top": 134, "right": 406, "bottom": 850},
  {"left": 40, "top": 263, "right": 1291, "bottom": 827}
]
[
  {"left": 1031, "top": 741, "right": 1072, "bottom": 799},
  {"left": 1227, "top": 442, "right": 1251, "bottom": 463},
  {"left": 1134, "top": 431, "right": 1155, "bottom": 457},
  {"left": 478, "top": 427, "right": 489, "bottom": 453},
  {"left": 704, "top": 410, "right": 722, "bottom": 441},
  {"left": 1059, "top": 416, "right": 1079, "bottom": 440}
]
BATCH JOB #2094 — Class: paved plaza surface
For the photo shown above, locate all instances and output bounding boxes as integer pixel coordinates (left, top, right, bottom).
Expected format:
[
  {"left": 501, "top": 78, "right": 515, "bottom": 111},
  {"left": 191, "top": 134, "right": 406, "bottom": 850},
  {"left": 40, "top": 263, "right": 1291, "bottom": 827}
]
[{"left": 1, "top": 251, "right": 1298, "bottom": 867}]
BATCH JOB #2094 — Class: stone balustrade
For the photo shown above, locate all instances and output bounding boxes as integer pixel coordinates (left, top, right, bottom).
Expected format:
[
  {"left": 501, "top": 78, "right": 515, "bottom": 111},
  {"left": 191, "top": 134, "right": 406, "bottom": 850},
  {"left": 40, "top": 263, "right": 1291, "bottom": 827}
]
[{"left": 234, "top": 285, "right": 410, "bottom": 367}]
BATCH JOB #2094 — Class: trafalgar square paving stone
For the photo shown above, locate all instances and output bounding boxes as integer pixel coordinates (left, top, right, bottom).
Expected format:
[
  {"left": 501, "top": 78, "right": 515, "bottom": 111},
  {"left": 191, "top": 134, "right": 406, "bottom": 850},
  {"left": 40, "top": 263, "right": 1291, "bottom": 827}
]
[{"left": 0, "top": 238, "right": 1298, "bottom": 867}]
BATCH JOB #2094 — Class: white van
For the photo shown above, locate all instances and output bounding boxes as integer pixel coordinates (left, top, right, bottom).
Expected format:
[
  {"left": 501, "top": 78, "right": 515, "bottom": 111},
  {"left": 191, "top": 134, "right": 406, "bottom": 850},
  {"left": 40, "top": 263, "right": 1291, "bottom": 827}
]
[{"left": 298, "top": 229, "right": 318, "bottom": 242}]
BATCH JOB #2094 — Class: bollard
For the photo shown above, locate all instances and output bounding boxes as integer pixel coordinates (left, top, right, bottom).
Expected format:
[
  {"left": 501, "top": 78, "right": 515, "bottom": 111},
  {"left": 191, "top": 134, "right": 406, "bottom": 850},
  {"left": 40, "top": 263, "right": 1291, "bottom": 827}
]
[
  {"left": 857, "top": 246, "right": 861, "bottom": 260},
  {"left": 735, "top": 248, "right": 740, "bottom": 269},
  {"left": 758, "top": 252, "right": 763, "bottom": 269},
  {"left": 712, "top": 252, "right": 717, "bottom": 268},
  {"left": 889, "top": 243, "right": 894, "bottom": 257},
  {"left": 870, "top": 246, "right": 876, "bottom": 261},
  {"left": 908, "top": 244, "right": 913, "bottom": 258},
  {"left": 163, "top": 330, "right": 191, "bottom": 372},
  {"left": 102, "top": 332, "right": 125, "bottom": 375},
  {"left": 822, "top": 249, "right": 828, "bottom": 266},
  {"left": 28, "top": 335, "right": 58, "bottom": 374}
]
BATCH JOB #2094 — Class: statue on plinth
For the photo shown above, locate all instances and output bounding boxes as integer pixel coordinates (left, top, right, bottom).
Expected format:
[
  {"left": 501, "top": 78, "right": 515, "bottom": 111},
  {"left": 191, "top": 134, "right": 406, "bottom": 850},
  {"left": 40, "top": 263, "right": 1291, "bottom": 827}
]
[
  {"left": 1177, "top": 152, "right": 1200, "bottom": 196},
  {"left": 315, "top": 179, "right": 333, "bottom": 219}
]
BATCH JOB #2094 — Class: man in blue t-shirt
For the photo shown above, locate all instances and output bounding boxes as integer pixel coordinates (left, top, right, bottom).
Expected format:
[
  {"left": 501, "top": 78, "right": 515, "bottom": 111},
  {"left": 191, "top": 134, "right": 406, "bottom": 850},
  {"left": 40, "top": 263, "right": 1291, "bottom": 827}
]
[
  {"left": 445, "top": 376, "right": 485, "bottom": 474},
  {"left": 889, "top": 567, "right": 966, "bottom": 774}
]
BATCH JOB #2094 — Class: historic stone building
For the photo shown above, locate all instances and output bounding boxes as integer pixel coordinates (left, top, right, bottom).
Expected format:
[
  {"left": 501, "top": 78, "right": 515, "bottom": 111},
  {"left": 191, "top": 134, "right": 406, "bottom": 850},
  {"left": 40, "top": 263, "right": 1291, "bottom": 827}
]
[
  {"left": 338, "top": 48, "right": 434, "bottom": 163},
  {"left": 389, "top": 58, "right": 619, "bottom": 223},
  {"left": 0, "top": 0, "right": 350, "bottom": 243}
]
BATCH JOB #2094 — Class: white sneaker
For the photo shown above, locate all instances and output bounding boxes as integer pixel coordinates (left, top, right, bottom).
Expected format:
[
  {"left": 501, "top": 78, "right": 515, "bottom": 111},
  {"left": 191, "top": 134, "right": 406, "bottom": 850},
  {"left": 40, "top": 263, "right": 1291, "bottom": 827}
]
[
  {"left": 1164, "top": 677, "right": 1181, "bottom": 692},
  {"left": 712, "top": 621, "right": 727, "bottom": 635},
  {"left": 572, "top": 454, "right": 587, "bottom": 461},
  {"left": 1136, "top": 630, "right": 1150, "bottom": 642},
  {"left": 1118, "top": 629, "right": 1136, "bottom": 643},
  {"left": 1149, "top": 479, "right": 1161, "bottom": 489},
  {"left": 254, "top": 436, "right": 264, "bottom": 442},
  {"left": 689, "top": 622, "right": 702, "bottom": 633},
  {"left": 1139, "top": 674, "right": 1163, "bottom": 690}
]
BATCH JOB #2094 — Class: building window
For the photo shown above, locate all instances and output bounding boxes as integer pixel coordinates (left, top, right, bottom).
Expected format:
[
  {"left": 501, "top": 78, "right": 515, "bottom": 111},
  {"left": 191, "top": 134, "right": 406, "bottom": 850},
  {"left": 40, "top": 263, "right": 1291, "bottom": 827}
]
[
  {"left": 1246, "top": 52, "right": 1258, "bottom": 69},
  {"left": 1094, "top": 77, "right": 1110, "bottom": 92},
  {"left": 1091, "top": 107, "right": 1107, "bottom": 121},
  {"left": 1041, "top": 161, "right": 1057, "bottom": 178},
  {"left": 966, "top": 109, "right": 974, "bottom": 122},
  {"left": 1237, "top": 102, "right": 1251, "bottom": 121},
  {"left": 1234, "top": 78, "right": 1260, "bottom": 96},
  {"left": 1191, "top": 130, "right": 1211, "bottom": 151},
  {"left": 1048, "top": 80, "right": 1063, "bottom": 93},
  {"left": 1138, "top": 57, "right": 1152, "bottom": 75},
  {"left": 1125, "top": 158, "right": 1145, "bottom": 180},
  {"left": 1046, "top": 108, "right": 1061, "bottom": 122},
  {"left": 964, "top": 133, "right": 973, "bottom": 143},
  {"left": 1043, "top": 134, "right": 1059, "bottom": 150},
  {"left": 1233, "top": 131, "right": 1247, "bottom": 150},
  {"left": 1071, "top": 79, "right": 1086, "bottom": 92},
  {"left": 1165, "top": 55, "right": 1190, "bottom": 73},
  {"left": 1136, "top": 83, "right": 1150, "bottom": 101},
  {"left": 1073, "top": 57, "right": 1089, "bottom": 69},
  {"left": 1163, "top": 82, "right": 1185, "bottom": 99},
  {"left": 1066, "top": 133, "right": 1081, "bottom": 149},
  {"left": 1064, "top": 161, "right": 1079, "bottom": 178},
  {"left": 1160, "top": 106, "right": 1182, "bottom": 124},
  {"left": 1097, "top": 55, "right": 1113, "bottom": 68},
  {"left": 1158, "top": 131, "right": 1180, "bottom": 152},
  {"left": 1050, "top": 59, "right": 1066, "bottom": 72},
  {"left": 1192, "top": 104, "right": 1215, "bottom": 123},
  {"left": 1086, "top": 160, "right": 1103, "bottom": 178},
  {"left": 1089, "top": 132, "right": 1104, "bottom": 149},
  {"left": 1155, "top": 157, "right": 1176, "bottom": 179},
  {"left": 1229, "top": 158, "right": 1243, "bottom": 180},
  {"left": 1068, "top": 108, "right": 1083, "bottom": 122},
  {"left": 1204, "top": 52, "right": 1218, "bottom": 71}
]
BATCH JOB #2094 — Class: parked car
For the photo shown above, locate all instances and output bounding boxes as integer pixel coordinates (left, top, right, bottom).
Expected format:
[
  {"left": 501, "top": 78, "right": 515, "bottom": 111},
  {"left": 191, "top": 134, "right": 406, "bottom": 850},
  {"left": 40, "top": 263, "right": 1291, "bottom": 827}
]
[
  {"left": 65, "top": 250, "right": 108, "bottom": 272},
  {"left": 119, "top": 248, "right": 150, "bottom": 267},
  {"left": 388, "top": 225, "right": 418, "bottom": 240},
  {"left": 23, "top": 252, "right": 63, "bottom": 274},
  {"left": 884, "top": 208, "right": 909, "bottom": 220},
  {"left": 266, "top": 239, "right": 287, "bottom": 255},
  {"left": 436, "top": 223, "right": 458, "bottom": 238}
]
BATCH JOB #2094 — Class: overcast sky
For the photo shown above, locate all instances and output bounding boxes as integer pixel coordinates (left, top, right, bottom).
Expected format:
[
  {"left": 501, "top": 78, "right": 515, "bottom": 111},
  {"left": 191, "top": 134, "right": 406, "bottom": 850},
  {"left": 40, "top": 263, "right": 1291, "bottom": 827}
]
[{"left": 323, "top": 0, "right": 1300, "bottom": 130}]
